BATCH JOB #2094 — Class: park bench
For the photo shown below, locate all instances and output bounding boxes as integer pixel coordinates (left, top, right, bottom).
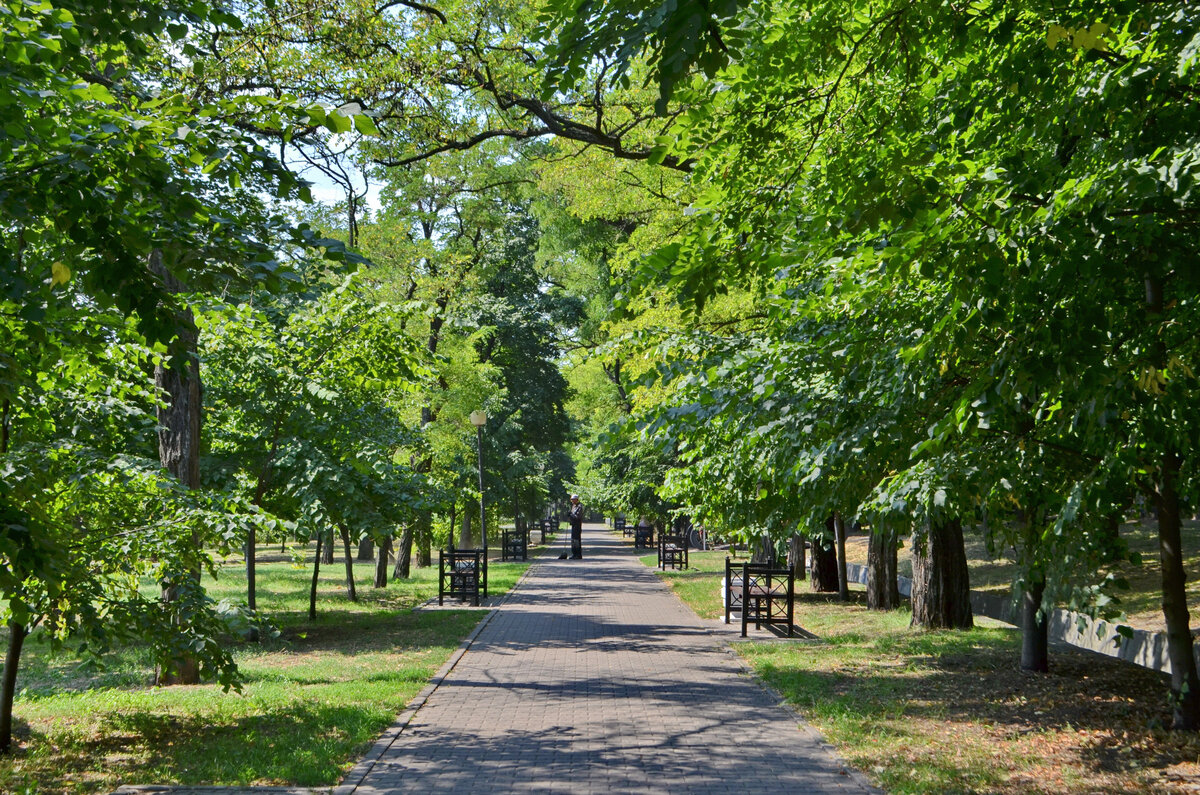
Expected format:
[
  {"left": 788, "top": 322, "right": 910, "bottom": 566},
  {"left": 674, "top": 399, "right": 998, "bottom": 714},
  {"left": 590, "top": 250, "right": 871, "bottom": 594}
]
[
  {"left": 634, "top": 523, "right": 654, "bottom": 549},
  {"left": 723, "top": 557, "right": 794, "bottom": 637},
  {"left": 502, "top": 527, "right": 528, "bottom": 561},
  {"left": 615, "top": 517, "right": 628, "bottom": 536},
  {"left": 658, "top": 532, "right": 688, "bottom": 570},
  {"left": 439, "top": 548, "right": 486, "bottom": 606}
]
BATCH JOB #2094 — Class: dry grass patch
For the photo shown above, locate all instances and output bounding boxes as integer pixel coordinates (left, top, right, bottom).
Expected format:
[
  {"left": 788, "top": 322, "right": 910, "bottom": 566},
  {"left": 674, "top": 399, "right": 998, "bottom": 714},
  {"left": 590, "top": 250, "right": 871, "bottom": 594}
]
[{"left": 646, "top": 548, "right": 1200, "bottom": 794}]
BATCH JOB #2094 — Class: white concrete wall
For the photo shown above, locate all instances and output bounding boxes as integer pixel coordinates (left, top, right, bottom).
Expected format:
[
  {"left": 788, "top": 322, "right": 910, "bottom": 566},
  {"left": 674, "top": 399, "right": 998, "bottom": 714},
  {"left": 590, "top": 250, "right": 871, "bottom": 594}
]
[{"left": 844, "top": 563, "right": 1195, "bottom": 676}]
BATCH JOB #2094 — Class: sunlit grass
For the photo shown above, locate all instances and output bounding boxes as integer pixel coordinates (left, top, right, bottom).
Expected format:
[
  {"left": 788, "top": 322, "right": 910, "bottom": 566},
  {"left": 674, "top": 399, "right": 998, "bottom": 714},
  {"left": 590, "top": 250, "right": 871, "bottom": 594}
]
[
  {"left": 0, "top": 547, "right": 529, "bottom": 794},
  {"left": 643, "top": 549, "right": 1200, "bottom": 795}
]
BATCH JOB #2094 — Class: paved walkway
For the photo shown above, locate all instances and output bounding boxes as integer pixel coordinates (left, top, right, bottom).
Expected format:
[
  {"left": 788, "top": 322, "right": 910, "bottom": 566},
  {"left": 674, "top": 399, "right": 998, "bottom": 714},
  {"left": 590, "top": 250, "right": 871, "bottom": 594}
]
[{"left": 339, "top": 523, "right": 878, "bottom": 794}]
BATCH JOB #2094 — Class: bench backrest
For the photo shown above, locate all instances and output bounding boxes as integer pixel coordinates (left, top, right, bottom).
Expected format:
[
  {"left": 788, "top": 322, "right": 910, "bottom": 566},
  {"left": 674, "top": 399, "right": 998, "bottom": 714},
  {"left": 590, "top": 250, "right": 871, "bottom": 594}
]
[{"left": 725, "top": 557, "right": 792, "bottom": 590}]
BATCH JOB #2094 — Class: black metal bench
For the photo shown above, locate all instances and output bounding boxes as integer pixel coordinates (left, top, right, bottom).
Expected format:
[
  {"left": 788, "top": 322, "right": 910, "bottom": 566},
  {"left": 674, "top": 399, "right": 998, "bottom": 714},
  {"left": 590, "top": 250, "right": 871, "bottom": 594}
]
[
  {"left": 502, "top": 527, "right": 528, "bottom": 561},
  {"left": 658, "top": 533, "right": 688, "bottom": 570},
  {"left": 615, "top": 517, "right": 628, "bottom": 536},
  {"left": 724, "top": 557, "right": 794, "bottom": 637},
  {"left": 439, "top": 548, "right": 486, "bottom": 606},
  {"left": 634, "top": 523, "right": 653, "bottom": 549}
]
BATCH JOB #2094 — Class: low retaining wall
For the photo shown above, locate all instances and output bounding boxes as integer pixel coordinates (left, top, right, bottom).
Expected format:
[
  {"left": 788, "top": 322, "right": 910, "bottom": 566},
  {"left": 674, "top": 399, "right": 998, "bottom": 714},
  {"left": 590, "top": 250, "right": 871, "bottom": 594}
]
[{"left": 843, "top": 563, "right": 1192, "bottom": 676}]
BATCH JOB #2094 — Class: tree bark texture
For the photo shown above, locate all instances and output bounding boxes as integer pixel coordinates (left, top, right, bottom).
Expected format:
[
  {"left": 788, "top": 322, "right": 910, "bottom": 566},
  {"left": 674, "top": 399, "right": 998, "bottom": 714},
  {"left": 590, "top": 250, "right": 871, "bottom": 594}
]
[
  {"left": 750, "top": 533, "right": 773, "bottom": 564},
  {"left": 1155, "top": 450, "right": 1200, "bottom": 730},
  {"left": 910, "top": 518, "right": 973, "bottom": 630},
  {"left": 867, "top": 526, "right": 900, "bottom": 610},
  {"left": 244, "top": 528, "right": 257, "bottom": 613},
  {"left": 338, "top": 524, "right": 357, "bottom": 602},
  {"left": 810, "top": 528, "right": 839, "bottom": 592},
  {"left": 1020, "top": 575, "right": 1049, "bottom": 672},
  {"left": 357, "top": 538, "right": 374, "bottom": 561},
  {"left": 309, "top": 533, "right": 323, "bottom": 621},
  {"left": 834, "top": 512, "right": 849, "bottom": 602},
  {"left": 151, "top": 249, "right": 202, "bottom": 686},
  {"left": 416, "top": 522, "right": 431, "bottom": 567},
  {"left": 787, "top": 533, "right": 806, "bottom": 581},
  {"left": 394, "top": 522, "right": 415, "bottom": 579},
  {"left": 374, "top": 538, "right": 392, "bottom": 588},
  {"left": 0, "top": 621, "right": 27, "bottom": 752},
  {"left": 321, "top": 528, "right": 335, "bottom": 565}
]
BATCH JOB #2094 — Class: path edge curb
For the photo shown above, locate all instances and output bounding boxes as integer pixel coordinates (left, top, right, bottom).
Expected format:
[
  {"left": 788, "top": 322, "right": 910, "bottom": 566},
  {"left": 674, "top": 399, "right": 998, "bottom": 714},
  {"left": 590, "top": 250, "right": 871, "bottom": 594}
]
[
  {"left": 332, "top": 559, "right": 541, "bottom": 795},
  {"left": 648, "top": 556, "right": 884, "bottom": 795}
]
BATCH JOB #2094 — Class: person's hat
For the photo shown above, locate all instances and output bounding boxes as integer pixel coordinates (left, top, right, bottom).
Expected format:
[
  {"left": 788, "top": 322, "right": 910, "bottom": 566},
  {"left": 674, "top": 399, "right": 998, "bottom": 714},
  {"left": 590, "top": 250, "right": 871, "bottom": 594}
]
[{"left": 570, "top": 494, "right": 580, "bottom": 500}]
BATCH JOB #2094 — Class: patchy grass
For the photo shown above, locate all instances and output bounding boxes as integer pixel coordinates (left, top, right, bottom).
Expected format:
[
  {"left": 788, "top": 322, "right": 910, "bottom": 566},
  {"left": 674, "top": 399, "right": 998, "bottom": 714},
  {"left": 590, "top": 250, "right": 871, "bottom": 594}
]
[
  {"left": 0, "top": 547, "right": 528, "bottom": 794},
  {"left": 646, "top": 549, "right": 1200, "bottom": 794}
]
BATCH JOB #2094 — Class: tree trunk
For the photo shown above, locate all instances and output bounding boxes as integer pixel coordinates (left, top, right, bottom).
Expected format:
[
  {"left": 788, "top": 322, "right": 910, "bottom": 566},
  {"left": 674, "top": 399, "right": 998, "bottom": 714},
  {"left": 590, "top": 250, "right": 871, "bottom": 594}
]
[
  {"left": 1020, "top": 575, "right": 1049, "bottom": 672},
  {"left": 321, "top": 528, "right": 334, "bottom": 564},
  {"left": 309, "top": 533, "right": 323, "bottom": 621},
  {"left": 447, "top": 503, "right": 457, "bottom": 551},
  {"left": 514, "top": 487, "right": 521, "bottom": 535},
  {"left": 833, "top": 512, "right": 849, "bottom": 602},
  {"left": 151, "top": 250, "right": 203, "bottom": 686},
  {"left": 1155, "top": 451, "right": 1200, "bottom": 729},
  {"left": 787, "top": 532, "right": 806, "bottom": 581},
  {"left": 0, "top": 621, "right": 27, "bottom": 752},
  {"left": 338, "top": 524, "right": 357, "bottom": 602},
  {"left": 459, "top": 507, "right": 473, "bottom": 549},
  {"left": 1099, "top": 513, "right": 1123, "bottom": 564},
  {"left": 867, "top": 525, "right": 900, "bottom": 610},
  {"left": 910, "top": 518, "right": 973, "bottom": 630},
  {"left": 394, "top": 523, "right": 414, "bottom": 579},
  {"left": 357, "top": 538, "right": 374, "bottom": 562},
  {"left": 245, "top": 528, "right": 257, "bottom": 613},
  {"left": 810, "top": 522, "right": 839, "bottom": 592},
  {"left": 374, "top": 538, "right": 391, "bottom": 588},
  {"left": 416, "top": 521, "right": 431, "bottom": 567}
]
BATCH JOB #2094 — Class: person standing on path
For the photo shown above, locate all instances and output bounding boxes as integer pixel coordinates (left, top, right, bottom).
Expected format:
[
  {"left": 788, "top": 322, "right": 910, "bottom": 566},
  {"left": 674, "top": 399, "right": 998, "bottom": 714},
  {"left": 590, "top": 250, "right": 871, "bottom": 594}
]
[{"left": 568, "top": 494, "right": 584, "bottom": 559}]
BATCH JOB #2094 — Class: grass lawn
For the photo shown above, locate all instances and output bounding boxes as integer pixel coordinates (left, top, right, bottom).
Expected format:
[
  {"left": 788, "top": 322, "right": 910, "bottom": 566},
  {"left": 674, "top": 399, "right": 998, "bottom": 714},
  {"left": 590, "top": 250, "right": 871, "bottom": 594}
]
[
  {"left": 0, "top": 544, "right": 530, "bottom": 795},
  {"left": 644, "top": 547, "right": 1200, "bottom": 795}
]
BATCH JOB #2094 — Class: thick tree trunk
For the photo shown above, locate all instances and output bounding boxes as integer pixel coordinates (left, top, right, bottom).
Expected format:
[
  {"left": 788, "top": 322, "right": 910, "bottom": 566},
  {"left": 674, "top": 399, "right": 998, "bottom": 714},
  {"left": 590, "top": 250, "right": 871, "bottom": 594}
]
[
  {"left": 416, "top": 521, "right": 431, "bottom": 568},
  {"left": 338, "top": 524, "right": 357, "bottom": 602},
  {"left": 357, "top": 538, "right": 374, "bottom": 561},
  {"left": 394, "top": 523, "right": 415, "bottom": 579},
  {"left": 1155, "top": 451, "right": 1200, "bottom": 730},
  {"left": 910, "top": 518, "right": 973, "bottom": 630},
  {"left": 321, "top": 528, "right": 335, "bottom": 564},
  {"left": 1020, "top": 575, "right": 1049, "bottom": 672},
  {"left": 787, "top": 532, "right": 806, "bottom": 582},
  {"left": 0, "top": 621, "right": 27, "bottom": 752},
  {"left": 867, "top": 525, "right": 900, "bottom": 610},
  {"left": 751, "top": 532, "right": 773, "bottom": 564},
  {"left": 810, "top": 522, "right": 839, "bottom": 592},
  {"left": 308, "top": 533, "right": 323, "bottom": 621},
  {"left": 374, "top": 538, "right": 392, "bottom": 588},
  {"left": 833, "top": 512, "right": 849, "bottom": 601},
  {"left": 152, "top": 250, "right": 203, "bottom": 686}
]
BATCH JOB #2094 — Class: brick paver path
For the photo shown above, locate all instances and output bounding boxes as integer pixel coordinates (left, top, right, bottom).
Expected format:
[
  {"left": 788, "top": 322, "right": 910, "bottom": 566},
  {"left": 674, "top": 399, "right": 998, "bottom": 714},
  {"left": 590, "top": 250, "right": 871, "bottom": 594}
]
[{"left": 343, "top": 523, "right": 877, "bottom": 794}]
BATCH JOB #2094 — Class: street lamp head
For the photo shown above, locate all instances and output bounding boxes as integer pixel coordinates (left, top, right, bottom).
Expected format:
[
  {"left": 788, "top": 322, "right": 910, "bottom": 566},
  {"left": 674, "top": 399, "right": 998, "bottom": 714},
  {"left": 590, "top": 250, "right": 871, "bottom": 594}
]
[{"left": 469, "top": 410, "right": 487, "bottom": 427}]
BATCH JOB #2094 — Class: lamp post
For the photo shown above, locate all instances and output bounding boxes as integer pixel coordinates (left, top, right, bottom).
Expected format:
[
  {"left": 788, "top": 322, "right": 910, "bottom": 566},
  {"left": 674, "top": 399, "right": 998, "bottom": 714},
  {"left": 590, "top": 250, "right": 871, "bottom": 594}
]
[{"left": 469, "top": 411, "right": 487, "bottom": 557}]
